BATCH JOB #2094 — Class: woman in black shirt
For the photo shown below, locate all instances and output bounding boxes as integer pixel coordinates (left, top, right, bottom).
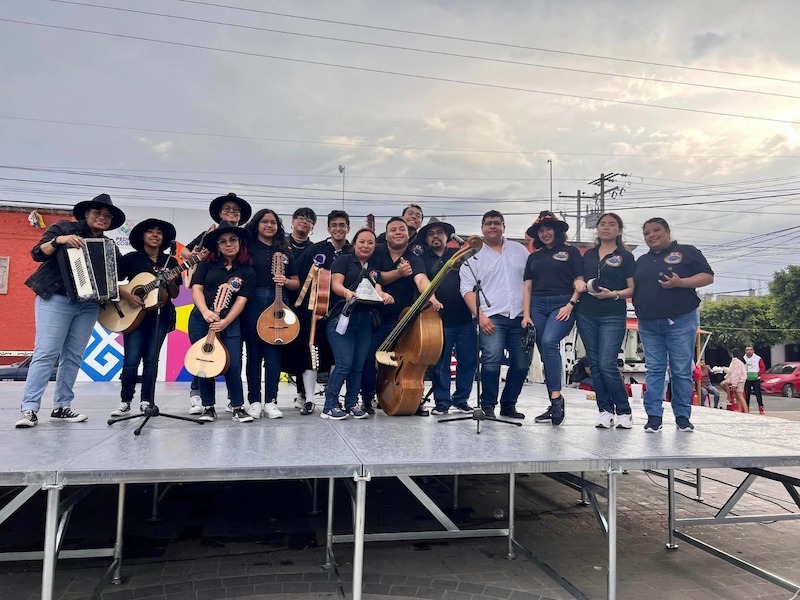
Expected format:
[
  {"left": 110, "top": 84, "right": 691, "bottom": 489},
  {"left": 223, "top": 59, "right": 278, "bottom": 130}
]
[
  {"left": 112, "top": 219, "right": 180, "bottom": 418},
  {"left": 188, "top": 223, "right": 256, "bottom": 423},
  {"left": 323, "top": 228, "right": 393, "bottom": 420},
  {"left": 575, "top": 213, "right": 635, "bottom": 429}
]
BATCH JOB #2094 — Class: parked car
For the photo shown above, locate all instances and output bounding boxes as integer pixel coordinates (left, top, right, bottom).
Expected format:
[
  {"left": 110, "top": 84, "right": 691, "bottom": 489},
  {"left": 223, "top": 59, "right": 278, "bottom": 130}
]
[
  {"left": 0, "top": 357, "right": 58, "bottom": 382},
  {"left": 761, "top": 362, "right": 800, "bottom": 397}
]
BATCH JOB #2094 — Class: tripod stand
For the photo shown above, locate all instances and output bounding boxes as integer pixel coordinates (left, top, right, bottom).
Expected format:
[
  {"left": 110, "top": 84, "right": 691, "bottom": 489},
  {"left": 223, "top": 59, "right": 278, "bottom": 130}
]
[
  {"left": 439, "top": 260, "right": 521, "bottom": 434},
  {"left": 108, "top": 275, "right": 204, "bottom": 435}
]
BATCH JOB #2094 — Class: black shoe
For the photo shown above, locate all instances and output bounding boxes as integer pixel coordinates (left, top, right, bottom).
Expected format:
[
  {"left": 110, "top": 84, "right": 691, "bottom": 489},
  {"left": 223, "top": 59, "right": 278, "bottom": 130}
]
[
  {"left": 50, "top": 407, "right": 88, "bottom": 422},
  {"left": 362, "top": 400, "right": 375, "bottom": 415},
  {"left": 551, "top": 396, "right": 565, "bottom": 427},
  {"left": 199, "top": 406, "right": 217, "bottom": 422},
  {"left": 452, "top": 403, "right": 473, "bottom": 414},
  {"left": 643, "top": 415, "right": 663, "bottom": 433},
  {"left": 414, "top": 405, "right": 430, "bottom": 417},
  {"left": 300, "top": 401, "right": 314, "bottom": 415},
  {"left": 500, "top": 408, "right": 525, "bottom": 419},
  {"left": 534, "top": 407, "right": 552, "bottom": 423},
  {"left": 482, "top": 407, "right": 496, "bottom": 418},
  {"left": 431, "top": 406, "right": 449, "bottom": 415}
]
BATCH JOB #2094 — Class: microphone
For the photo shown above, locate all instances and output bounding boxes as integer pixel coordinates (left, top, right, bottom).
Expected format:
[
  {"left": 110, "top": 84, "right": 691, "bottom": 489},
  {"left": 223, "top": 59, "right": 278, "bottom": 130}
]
[{"left": 450, "top": 233, "right": 466, "bottom": 245}]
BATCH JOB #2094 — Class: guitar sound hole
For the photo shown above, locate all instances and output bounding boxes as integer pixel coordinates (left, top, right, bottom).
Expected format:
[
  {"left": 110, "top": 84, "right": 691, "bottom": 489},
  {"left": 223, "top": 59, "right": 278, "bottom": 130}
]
[
  {"left": 134, "top": 287, "right": 146, "bottom": 299},
  {"left": 202, "top": 343, "right": 214, "bottom": 353},
  {"left": 275, "top": 310, "right": 284, "bottom": 319}
]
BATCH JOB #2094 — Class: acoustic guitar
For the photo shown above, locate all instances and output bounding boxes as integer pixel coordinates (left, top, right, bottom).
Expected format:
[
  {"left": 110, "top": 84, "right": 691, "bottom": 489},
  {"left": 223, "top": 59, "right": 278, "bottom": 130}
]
[
  {"left": 257, "top": 252, "right": 301, "bottom": 345},
  {"left": 99, "top": 253, "right": 204, "bottom": 334},
  {"left": 308, "top": 266, "right": 332, "bottom": 370},
  {"left": 184, "top": 278, "right": 241, "bottom": 378}
]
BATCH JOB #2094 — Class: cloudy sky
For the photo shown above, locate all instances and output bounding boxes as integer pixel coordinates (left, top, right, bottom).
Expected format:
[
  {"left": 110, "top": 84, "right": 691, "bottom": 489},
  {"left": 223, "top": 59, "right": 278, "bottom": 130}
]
[{"left": 2, "top": 0, "right": 800, "bottom": 294}]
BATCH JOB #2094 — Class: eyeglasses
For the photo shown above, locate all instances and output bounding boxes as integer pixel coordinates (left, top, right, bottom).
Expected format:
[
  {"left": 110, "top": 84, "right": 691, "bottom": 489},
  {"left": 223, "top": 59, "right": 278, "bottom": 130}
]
[
  {"left": 217, "top": 236, "right": 240, "bottom": 246},
  {"left": 220, "top": 206, "right": 241, "bottom": 214},
  {"left": 294, "top": 215, "right": 315, "bottom": 224},
  {"left": 427, "top": 229, "right": 446, "bottom": 237},
  {"left": 260, "top": 220, "right": 278, "bottom": 226},
  {"left": 483, "top": 220, "right": 504, "bottom": 227},
  {"left": 89, "top": 209, "right": 114, "bottom": 219},
  {"left": 329, "top": 223, "right": 349, "bottom": 229}
]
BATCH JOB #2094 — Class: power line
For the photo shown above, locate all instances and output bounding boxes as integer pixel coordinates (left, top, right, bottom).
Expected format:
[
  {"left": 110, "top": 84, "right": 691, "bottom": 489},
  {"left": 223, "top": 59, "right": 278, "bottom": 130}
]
[
  {"left": 50, "top": 1, "right": 800, "bottom": 102},
  {"left": 2, "top": 18, "right": 799, "bottom": 127},
  {"left": 174, "top": 0, "right": 800, "bottom": 86}
]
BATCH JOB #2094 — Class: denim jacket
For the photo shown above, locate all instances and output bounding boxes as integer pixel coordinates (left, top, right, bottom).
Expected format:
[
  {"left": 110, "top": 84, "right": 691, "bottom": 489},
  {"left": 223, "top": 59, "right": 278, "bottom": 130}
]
[{"left": 24, "top": 219, "right": 123, "bottom": 300}]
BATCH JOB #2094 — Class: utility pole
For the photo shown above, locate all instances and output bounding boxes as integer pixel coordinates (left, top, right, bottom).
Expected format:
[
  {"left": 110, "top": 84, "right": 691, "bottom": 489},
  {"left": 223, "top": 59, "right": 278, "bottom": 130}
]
[
  {"left": 588, "top": 173, "right": 627, "bottom": 214},
  {"left": 558, "top": 190, "right": 585, "bottom": 242}
]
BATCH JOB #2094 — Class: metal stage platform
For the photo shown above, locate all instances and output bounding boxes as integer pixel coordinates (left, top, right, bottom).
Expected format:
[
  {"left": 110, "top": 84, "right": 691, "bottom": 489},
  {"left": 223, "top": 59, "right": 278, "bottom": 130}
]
[{"left": 2, "top": 381, "right": 800, "bottom": 600}]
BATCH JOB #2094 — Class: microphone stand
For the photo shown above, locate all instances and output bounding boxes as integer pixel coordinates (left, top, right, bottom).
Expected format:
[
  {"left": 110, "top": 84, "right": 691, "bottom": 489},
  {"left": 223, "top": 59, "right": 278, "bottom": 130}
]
[
  {"left": 439, "top": 257, "right": 520, "bottom": 433},
  {"left": 109, "top": 274, "right": 204, "bottom": 435}
]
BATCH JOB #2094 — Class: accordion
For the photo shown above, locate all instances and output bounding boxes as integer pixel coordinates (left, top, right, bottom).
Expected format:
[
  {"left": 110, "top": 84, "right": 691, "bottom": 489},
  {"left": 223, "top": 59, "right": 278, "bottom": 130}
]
[{"left": 58, "top": 238, "right": 120, "bottom": 303}]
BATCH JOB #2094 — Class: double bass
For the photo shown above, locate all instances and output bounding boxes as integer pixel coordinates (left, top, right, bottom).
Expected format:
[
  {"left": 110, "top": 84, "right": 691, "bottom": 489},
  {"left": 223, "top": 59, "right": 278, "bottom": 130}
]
[{"left": 375, "top": 237, "right": 483, "bottom": 416}]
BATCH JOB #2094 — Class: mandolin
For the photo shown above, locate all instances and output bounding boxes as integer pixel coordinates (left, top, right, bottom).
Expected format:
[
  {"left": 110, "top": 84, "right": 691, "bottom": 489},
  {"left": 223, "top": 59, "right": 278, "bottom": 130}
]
[
  {"left": 99, "top": 252, "right": 205, "bottom": 334},
  {"left": 257, "top": 252, "right": 300, "bottom": 345},
  {"left": 184, "top": 278, "right": 240, "bottom": 378},
  {"left": 375, "top": 237, "right": 483, "bottom": 416}
]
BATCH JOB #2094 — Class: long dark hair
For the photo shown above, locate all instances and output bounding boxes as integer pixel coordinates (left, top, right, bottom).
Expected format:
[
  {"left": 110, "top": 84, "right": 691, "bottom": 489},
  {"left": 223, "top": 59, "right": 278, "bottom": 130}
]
[
  {"left": 245, "top": 209, "right": 289, "bottom": 252},
  {"left": 594, "top": 212, "right": 625, "bottom": 247}
]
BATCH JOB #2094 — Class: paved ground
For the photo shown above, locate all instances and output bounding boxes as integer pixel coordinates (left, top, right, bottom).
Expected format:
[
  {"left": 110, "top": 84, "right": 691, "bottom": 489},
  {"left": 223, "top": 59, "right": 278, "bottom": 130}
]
[{"left": 2, "top": 381, "right": 800, "bottom": 600}]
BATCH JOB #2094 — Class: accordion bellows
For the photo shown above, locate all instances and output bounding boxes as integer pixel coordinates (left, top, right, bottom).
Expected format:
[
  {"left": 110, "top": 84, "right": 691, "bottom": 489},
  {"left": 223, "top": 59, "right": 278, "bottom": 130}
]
[{"left": 59, "top": 238, "right": 119, "bottom": 303}]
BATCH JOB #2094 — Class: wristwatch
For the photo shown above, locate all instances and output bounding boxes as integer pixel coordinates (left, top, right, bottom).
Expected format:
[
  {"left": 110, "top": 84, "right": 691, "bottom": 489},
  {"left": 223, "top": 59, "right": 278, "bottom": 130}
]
[
  {"left": 50, "top": 237, "right": 61, "bottom": 249},
  {"left": 569, "top": 300, "right": 579, "bottom": 307}
]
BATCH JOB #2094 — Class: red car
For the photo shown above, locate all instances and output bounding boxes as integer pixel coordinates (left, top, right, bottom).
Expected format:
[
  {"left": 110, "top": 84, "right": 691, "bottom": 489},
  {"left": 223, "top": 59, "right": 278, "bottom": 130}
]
[{"left": 761, "top": 362, "right": 800, "bottom": 397}]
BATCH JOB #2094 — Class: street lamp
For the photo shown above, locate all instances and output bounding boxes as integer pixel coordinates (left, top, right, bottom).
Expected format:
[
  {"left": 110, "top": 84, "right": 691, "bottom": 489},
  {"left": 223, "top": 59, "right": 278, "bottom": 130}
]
[
  {"left": 338, "top": 164, "right": 346, "bottom": 209},
  {"left": 547, "top": 159, "right": 553, "bottom": 211}
]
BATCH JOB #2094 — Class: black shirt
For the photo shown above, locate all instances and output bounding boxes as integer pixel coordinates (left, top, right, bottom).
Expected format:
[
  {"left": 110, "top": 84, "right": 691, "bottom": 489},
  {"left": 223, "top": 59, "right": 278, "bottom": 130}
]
[
  {"left": 421, "top": 247, "right": 472, "bottom": 327},
  {"left": 296, "top": 238, "right": 352, "bottom": 283},
  {"left": 249, "top": 240, "right": 298, "bottom": 288},
  {"left": 632, "top": 241, "right": 713, "bottom": 320},
  {"left": 190, "top": 260, "right": 255, "bottom": 318},
  {"left": 376, "top": 231, "right": 423, "bottom": 251},
  {"left": 329, "top": 253, "right": 382, "bottom": 317},
  {"left": 523, "top": 244, "right": 583, "bottom": 296},
  {"left": 579, "top": 245, "right": 635, "bottom": 316},
  {"left": 370, "top": 243, "right": 426, "bottom": 323},
  {"left": 286, "top": 234, "right": 313, "bottom": 259}
]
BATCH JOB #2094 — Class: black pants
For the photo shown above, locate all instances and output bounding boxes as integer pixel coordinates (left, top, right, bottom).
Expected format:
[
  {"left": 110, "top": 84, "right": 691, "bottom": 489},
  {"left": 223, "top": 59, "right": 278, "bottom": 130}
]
[{"left": 744, "top": 379, "right": 763, "bottom": 408}]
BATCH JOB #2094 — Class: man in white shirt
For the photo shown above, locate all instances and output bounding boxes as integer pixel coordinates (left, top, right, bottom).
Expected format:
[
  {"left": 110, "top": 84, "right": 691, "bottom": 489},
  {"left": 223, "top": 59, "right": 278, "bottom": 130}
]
[
  {"left": 460, "top": 211, "right": 531, "bottom": 418},
  {"left": 743, "top": 346, "right": 766, "bottom": 414}
]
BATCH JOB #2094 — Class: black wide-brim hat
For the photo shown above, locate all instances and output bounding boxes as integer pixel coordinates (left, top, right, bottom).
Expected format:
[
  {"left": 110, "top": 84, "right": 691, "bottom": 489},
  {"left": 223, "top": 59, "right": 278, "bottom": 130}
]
[
  {"left": 129, "top": 218, "right": 177, "bottom": 253},
  {"left": 525, "top": 210, "right": 569, "bottom": 241},
  {"left": 203, "top": 222, "right": 253, "bottom": 250},
  {"left": 416, "top": 217, "right": 456, "bottom": 243},
  {"left": 73, "top": 193, "right": 126, "bottom": 230},
  {"left": 209, "top": 193, "right": 252, "bottom": 224}
]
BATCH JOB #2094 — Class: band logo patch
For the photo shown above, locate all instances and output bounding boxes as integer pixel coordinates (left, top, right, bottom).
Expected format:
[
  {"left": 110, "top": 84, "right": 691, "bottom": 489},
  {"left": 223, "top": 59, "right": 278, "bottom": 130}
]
[
  {"left": 605, "top": 255, "right": 623, "bottom": 267},
  {"left": 411, "top": 244, "right": 425, "bottom": 256},
  {"left": 369, "top": 270, "right": 379, "bottom": 284},
  {"left": 663, "top": 252, "right": 683, "bottom": 265},
  {"left": 553, "top": 251, "right": 570, "bottom": 262}
]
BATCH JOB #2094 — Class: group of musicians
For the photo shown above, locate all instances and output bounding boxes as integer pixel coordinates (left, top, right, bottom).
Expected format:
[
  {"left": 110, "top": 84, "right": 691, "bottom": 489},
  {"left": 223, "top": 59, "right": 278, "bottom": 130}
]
[{"left": 15, "top": 193, "right": 714, "bottom": 433}]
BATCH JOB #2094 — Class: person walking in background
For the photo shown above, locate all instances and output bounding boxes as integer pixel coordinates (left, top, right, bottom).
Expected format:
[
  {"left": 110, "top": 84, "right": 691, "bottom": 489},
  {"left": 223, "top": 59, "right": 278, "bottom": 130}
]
[
  {"left": 574, "top": 213, "right": 635, "bottom": 429},
  {"left": 721, "top": 348, "right": 748, "bottom": 412},
  {"left": 743, "top": 345, "right": 766, "bottom": 414},
  {"left": 633, "top": 217, "right": 714, "bottom": 432},
  {"left": 521, "top": 211, "right": 584, "bottom": 426}
]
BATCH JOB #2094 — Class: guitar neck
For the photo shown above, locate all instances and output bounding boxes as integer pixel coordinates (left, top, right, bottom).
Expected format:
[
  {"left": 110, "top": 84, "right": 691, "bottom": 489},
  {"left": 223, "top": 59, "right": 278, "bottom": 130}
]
[{"left": 140, "top": 254, "right": 202, "bottom": 295}]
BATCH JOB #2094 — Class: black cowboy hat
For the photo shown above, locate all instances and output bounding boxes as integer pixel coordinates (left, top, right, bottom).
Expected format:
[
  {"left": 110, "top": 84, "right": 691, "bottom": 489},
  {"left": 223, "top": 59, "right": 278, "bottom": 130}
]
[
  {"left": 526, "top": 210, "right": 569, "bottom": 242},
  {"left": 416, "top": 216, "right": 456, "bottom": 243},
  {"left": 208, "top": 193, "right": 253, "bottom": 224},
  {"left": 129, "top": 218, "right": 177, "bottom": 253},
  {"left": 73, "top": 193, "right": 126, "bottom": 230},
  {"left": 203, "top": 221, "right": 253, "bottom": 250}
]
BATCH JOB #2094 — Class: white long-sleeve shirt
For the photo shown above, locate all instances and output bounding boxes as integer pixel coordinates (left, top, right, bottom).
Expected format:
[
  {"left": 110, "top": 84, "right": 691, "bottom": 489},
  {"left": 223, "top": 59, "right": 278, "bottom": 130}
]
[{"left": 459, "top": 238, "right": 529, "bottom": 319}]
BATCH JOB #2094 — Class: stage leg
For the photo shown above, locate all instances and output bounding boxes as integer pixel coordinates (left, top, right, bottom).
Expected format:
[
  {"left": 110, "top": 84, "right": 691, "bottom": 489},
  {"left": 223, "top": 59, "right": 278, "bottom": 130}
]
[
  {"left": 453, "top": 475, "right": 459, "bottom": 510},
  {"left": 695, "top": 468, "right": 704, "bottom": 502},
  {"left": 666, "top": 469, "right": 678, "bottom": 550},
  {"left": 324, "top": 478, "right": 335, "bottom": 569},
  {"left": 41, "top": 484, "right": 62, "bottom": 600},
  {"left": 352, "top": 476, "right": 368, "bottom": 600},
  {"left": 506, "top": 470, "right": 516, "bottom": 559},
  {"left": 112, "top": 483, "right": 126, "bottom": 584},
  {"left": 607, "top": 469, "right": 620, "bottom": 600}
]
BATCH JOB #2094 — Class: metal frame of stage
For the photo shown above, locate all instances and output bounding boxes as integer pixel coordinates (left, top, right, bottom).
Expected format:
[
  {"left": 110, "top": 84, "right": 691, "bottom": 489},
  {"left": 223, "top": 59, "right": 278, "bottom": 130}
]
[{"left": 3, "top": 384, "right": 800, "bottom": 600}]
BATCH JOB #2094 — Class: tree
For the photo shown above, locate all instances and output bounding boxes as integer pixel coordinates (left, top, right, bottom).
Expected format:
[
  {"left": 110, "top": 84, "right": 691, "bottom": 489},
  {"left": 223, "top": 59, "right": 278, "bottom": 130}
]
[
  {"left": 700, "top": 296, "right": 786, "bottom": 350},
  {"left": 770, "top": 265, "right": 800, "bottom": 332}
]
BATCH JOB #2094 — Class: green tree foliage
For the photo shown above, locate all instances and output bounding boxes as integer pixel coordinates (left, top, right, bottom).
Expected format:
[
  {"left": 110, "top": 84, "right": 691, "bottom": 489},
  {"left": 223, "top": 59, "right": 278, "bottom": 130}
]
[
  {"left": 700, "top": 296, "right": 785, "bottom": 350},
  {"left": 770, "top": 265, "right": 800, "bottom": 332}
]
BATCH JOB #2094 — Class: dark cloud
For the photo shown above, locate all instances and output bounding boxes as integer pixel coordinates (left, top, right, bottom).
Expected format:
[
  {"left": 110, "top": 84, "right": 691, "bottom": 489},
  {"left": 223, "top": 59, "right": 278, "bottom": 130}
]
[{"left": 691, "top": 32, "right": 728, "bottom": 58}]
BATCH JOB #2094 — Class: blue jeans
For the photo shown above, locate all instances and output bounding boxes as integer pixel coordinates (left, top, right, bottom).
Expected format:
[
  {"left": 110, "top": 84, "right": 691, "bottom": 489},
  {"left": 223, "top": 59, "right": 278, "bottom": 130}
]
[
  {"left": 637, "top": 309, "right": 699, "bottom": 419},
  {"left": 576, "top": 313, "right": 631, "bottom": 415},
  {"left": 479, "top": 315, "right": 531, "bottom": 410},
  {"left": 360, "top": 319, "right": 394, "bottom": 402},
  {"left": 531, "top": 294, "right": 575, "bottom": 394},
  {"left": 21, "top": 294, "right": 99, "bottom": 413},
  {"left": 121, "top": 310, "right": 171, "bottom": 403},
  {"left": 326, "top": 311, "right": 372, "bottom": 411},
  {"left": 432, "top": 321, "right": 477, "bottom": 410},
  {"left": 701, "top": 383, "right": 720, "bottom": 408},
  {"left": 242, "top": 287, "right": 282, "bottom": 403},
  {"left": 188, "top": 309, "right": 244, "bottom": 407}
]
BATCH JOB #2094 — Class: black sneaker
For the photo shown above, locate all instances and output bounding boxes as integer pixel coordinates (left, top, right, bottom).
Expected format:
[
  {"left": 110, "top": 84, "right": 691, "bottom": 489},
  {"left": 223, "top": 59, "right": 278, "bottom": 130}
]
[
  {"left": 431, "top": 406, "right": 449, "bottom": 415},
  {"left": 500, "top": 408, "right": 526, "bottom": 419},
  {"left": 482, "top": 407, "right": 496, "bottom": 418},
  {"left": 550, "top": 396, "right": 565, "bottom": 427},
  {"left": 199, "top": 406, "right": 217, "bottom": 422},
  {"left": 50, "top": 407, "right": 88, "bottom": 423},
  {"left": 231, "top": 406, "right": 254, "bottom": 423},
  {"left": 675, "top": 416, "right": 695, "bottom": 432},
  {"left": 644, "top": 415, "right": 663, "bottom": 433},
  {"left": 452, "top": 403, "right": 473, "bottom": 414},
  {"left": 15, "top": 410, "right": 38, "bottom": 428},
  {"left": 300, "top": 401, "right": 314, "bottom": 415},
  {"left": 534, "top": 407, "right": 552, "bottom": 423},
  {"left": 414, "top": 405, "right": 430, "bottom": 417}
]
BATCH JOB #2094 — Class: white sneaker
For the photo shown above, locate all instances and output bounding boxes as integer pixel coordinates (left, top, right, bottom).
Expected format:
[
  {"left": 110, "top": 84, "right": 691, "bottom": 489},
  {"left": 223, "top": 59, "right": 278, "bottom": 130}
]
[
  {"left": 139, "top": 401, "right": 151, "bottom": 413},
  {"left": 111, "top": 402, "right": 131, "bottom": 417},
  {"left": 616, "top": 413, "right": 633, "bottom": 429},
  {"left": 293, "top": 395, "right": 305, "bottom": 410},
  {"left": 247, "top": 402, "right": 263, "bottom": 419},
  {"left": 595, "top": 411, "right": 615, "bottom": 429},
  {"left": 263, "top": 402, "right": 284, "bottom": 419},
  {"left": 189, "top": 395, "right": 203, "bottom": 415}
]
